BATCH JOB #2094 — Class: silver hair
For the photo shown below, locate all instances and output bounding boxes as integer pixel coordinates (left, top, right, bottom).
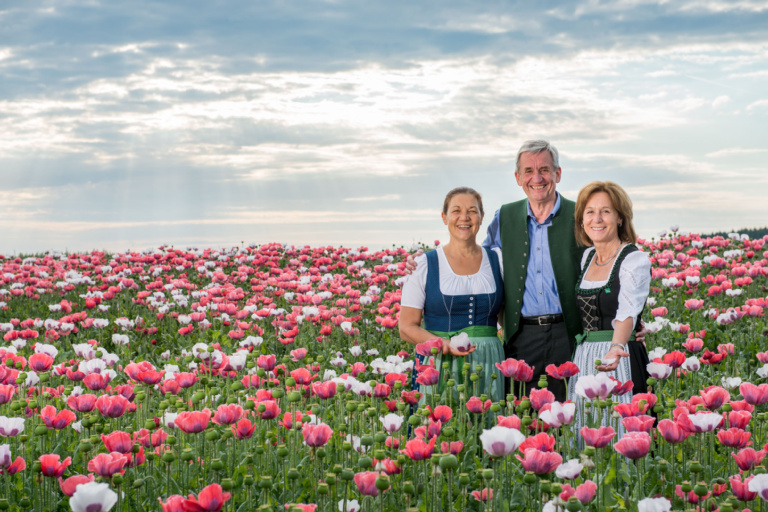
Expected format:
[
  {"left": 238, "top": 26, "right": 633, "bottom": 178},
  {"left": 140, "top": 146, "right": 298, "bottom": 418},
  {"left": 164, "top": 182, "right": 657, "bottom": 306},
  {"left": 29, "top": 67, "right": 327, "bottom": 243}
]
[{"left": 515, "top": 140, "right": 560, "bottom": 173}]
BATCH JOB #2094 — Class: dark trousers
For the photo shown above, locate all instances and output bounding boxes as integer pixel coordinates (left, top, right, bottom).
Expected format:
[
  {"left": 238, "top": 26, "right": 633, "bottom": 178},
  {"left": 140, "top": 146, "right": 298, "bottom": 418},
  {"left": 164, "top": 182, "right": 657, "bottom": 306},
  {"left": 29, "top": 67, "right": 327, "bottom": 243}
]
[{"left": 505, "top": 322, "right": 573, "bottom": 402}]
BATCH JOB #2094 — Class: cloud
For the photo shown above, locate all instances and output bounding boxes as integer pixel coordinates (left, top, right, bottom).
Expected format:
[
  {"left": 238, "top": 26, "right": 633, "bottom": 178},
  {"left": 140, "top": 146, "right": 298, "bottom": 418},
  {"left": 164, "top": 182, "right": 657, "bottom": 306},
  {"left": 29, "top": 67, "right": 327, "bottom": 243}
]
[
  {"left": 675, "top": 0, "right": 768, "bottom": 13},
  {"left": 747, "top": 99, "right": 768, "bottom": 110},
  {"left": 0, "top": 1, "right": 767, "bottom": 252},
  {"left": 705, "top": 147, "right": 768, "bottom": 157},
  {"left": 345, "top": 194, "right": 401, "bottom": 202}
]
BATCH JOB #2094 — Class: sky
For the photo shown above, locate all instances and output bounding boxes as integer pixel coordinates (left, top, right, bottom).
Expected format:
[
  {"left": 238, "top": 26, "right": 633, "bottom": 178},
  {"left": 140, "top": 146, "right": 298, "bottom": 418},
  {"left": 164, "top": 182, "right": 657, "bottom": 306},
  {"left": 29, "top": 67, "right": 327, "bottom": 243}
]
[{"left": 1, "top": 0, "right": 767, "bottom": 255}]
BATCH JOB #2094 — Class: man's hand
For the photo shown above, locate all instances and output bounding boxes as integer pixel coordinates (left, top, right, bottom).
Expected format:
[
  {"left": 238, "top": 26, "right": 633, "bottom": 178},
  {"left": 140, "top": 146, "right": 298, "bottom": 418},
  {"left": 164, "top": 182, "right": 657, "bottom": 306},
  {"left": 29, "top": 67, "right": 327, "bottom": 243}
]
[
  {"left": 635, "top": 322, "right": 647, "bottom": 347},
  {"left": 404, "top": 249, "right": 425, "bottom": 275}
]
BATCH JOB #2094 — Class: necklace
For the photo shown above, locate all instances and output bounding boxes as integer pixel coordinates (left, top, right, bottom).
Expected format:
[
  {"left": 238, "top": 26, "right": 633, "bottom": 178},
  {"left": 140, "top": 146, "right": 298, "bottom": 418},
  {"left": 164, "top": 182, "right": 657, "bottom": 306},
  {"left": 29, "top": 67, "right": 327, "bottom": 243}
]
[{"left": 594, "top": 244, "right": 622, "bottom": 267}]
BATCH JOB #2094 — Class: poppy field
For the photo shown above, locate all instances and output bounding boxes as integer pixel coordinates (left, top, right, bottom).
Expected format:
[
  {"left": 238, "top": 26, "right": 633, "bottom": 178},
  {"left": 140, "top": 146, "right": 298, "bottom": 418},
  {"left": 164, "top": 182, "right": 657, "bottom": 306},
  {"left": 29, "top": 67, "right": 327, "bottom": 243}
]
[{"left": 1, "top": 232, "right": 768, "bottom": 512}]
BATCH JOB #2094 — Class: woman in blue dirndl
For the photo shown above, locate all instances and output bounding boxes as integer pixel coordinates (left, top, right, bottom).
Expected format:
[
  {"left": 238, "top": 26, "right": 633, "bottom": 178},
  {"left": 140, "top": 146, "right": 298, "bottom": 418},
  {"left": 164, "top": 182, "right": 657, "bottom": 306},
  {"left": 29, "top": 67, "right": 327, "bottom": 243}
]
[{"left": 399, "top": 187, "right": 505, "bottom": 403}]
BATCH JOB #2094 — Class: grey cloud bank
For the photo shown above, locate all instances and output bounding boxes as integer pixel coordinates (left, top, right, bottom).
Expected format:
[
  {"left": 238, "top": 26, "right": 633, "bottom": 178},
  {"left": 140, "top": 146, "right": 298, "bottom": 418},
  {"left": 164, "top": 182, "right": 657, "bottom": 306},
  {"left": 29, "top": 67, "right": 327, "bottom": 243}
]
[{"left": 1, "top": 0, "right": 767, "bottom": 253}]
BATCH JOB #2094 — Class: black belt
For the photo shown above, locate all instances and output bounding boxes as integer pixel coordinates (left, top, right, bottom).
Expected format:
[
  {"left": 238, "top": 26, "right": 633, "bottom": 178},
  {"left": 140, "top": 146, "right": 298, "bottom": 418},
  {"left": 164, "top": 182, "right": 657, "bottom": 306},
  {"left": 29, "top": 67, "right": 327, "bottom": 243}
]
[{"left": 522, "top": 314, "right": 564, "bottom": 326}]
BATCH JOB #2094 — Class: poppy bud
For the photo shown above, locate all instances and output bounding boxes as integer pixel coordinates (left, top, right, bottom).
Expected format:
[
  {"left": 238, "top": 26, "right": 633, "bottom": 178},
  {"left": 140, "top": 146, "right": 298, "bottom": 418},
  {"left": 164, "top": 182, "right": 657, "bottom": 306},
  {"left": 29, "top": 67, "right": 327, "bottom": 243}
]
[
  {"left": 375, "top": 475, "right": 390, "bottom": 491},
  {"left": 439, "top": 455, "right": 458, "bottom": 470},
  {"left": 693, "top": 483, "right": 708, "bottom": 497},
  {"left": 565, "top": 497, "right": 582, "bottom": 511}
]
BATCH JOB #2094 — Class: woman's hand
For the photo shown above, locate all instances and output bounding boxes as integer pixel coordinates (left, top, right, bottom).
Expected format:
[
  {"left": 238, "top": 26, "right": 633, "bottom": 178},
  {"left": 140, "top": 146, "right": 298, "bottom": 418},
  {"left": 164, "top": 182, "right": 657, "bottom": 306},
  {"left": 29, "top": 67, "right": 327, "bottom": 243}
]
[
  {"left": 595, "top": 344, "right": 629, "bottom": 372},
  {"left": 442, "top": 338, "right": 476, "bottom": 357}
]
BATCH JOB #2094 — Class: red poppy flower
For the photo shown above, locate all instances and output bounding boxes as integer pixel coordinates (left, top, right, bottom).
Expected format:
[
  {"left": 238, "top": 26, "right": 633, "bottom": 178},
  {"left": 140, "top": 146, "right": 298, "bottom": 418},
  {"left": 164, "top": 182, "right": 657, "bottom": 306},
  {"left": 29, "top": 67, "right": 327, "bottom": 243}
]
[
  {"left": 39, "top": 454, "right": 72, "bottom": 478},
  {"left": 59, "top": 474, "right": 95, "bottom": 497},
  {"left": 175, "top": 409, "right": 212, "bottom": 434},
  {"left": 182, "top": 483, "right": 231, "bottom": 512},
  {"left": 87, "top": 452, "right": 129, "bottom": 478},
  {"left": 39, "top": 405, "right": 77, "bottom": 430},
  {"left": 95, "top": 394, "right": 131, "bottom": 418}
]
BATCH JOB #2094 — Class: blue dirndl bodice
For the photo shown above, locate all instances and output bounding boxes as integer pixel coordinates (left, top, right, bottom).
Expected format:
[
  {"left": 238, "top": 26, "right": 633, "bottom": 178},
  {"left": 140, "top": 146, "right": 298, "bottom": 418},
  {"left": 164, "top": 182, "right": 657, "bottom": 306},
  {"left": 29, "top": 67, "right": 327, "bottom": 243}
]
[{"left": 422, "top": 247, "right": 504, "bottom": 333}]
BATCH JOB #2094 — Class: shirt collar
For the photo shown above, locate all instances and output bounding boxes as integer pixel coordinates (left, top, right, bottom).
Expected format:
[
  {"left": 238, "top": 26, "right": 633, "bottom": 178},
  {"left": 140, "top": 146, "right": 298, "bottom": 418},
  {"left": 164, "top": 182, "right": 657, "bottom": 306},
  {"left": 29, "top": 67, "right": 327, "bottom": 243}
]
[{"left": 527, "top": 192, "right": 561, "bottom": 224}]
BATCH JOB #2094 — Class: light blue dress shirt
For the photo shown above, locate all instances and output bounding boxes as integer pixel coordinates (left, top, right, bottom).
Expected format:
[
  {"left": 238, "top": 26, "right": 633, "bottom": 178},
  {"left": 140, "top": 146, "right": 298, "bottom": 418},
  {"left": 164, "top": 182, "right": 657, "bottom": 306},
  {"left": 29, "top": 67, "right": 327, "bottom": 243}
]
[{"left": 482, "top": 193, "right": 564, "bottom": 317}]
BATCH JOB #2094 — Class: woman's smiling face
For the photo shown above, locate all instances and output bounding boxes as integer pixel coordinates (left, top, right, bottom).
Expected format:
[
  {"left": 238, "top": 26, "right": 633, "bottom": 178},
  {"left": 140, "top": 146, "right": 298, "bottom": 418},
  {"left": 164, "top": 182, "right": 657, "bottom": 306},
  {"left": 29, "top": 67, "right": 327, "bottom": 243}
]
[
  {"left": 442, "top": 193, "right": 483, "bottom": 242},
  {"left": 582, "top": 191, "right": 621, "bottom": 245}
]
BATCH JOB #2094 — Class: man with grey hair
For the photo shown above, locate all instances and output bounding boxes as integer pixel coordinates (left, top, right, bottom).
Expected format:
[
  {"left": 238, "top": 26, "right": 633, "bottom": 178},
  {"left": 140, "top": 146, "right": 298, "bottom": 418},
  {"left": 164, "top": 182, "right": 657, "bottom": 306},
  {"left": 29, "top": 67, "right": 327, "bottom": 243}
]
[{"left": 482, "top": 140, "right": 581, "bottom": 402}]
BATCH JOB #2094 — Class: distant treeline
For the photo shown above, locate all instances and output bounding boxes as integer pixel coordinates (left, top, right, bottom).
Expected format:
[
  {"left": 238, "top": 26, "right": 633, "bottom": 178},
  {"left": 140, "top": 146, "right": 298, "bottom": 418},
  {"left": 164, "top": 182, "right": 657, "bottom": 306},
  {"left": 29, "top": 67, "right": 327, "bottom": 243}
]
[{"left": 702, "top": 227, "right": 768, "bottom": 239}]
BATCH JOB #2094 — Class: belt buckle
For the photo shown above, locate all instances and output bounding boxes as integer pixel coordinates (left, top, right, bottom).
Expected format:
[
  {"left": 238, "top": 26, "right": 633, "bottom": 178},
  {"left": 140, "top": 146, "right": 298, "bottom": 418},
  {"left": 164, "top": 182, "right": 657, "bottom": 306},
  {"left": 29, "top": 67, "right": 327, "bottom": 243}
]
[{"left": 537, "top": 316, "right": 547, "bottom": 326}]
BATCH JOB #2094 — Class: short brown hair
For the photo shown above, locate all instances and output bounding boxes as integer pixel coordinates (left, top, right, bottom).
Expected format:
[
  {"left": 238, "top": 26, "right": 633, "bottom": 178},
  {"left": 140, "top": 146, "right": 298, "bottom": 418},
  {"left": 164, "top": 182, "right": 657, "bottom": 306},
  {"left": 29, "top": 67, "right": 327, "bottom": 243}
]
[
  {"left": 442, "top": 187, "right": 484, "bottom": 216},
  {"left": 574, "top": 181, "right": 637, "bottom": 246}
]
